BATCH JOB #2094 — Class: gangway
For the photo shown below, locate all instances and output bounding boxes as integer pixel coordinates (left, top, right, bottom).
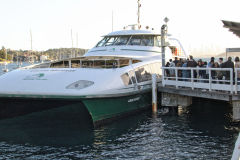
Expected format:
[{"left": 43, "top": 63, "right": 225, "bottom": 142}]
[{"left": 158, "top": 67, "right": 240, "bottom": 121}]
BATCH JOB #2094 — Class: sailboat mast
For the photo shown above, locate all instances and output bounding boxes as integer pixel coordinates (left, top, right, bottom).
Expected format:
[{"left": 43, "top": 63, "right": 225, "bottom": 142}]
[
  {"left": 71, "top": 29, "right": 73, "bottom": 58},
  {"left": 30, "top": 29, "right": 33, "bottom": 51},
  {"left": 137, "top": 0, "right": 141, "bottom": 29},
  {"left": 30, "top": 29, "right": 33, "bottom": 63},
  {"left": 5, "top": 48, "right": 7, "bottom": 60},
  {"left": 112, "top": 10, "right": 114, "bottom": 32}
]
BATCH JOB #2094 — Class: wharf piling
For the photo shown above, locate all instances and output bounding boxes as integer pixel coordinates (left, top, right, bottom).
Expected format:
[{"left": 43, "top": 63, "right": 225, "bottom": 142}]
[{"left": 152, "top": 74, "right": 157, "bottom": 113}]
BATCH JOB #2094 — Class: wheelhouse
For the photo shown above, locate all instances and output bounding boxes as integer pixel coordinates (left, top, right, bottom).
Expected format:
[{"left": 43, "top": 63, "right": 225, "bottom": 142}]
[{"left": 96, "top": 35, "right": 161, "bottom": 47}]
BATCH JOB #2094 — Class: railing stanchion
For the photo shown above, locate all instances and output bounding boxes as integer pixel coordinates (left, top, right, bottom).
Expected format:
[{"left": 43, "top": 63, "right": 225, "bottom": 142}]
[
  {"left": 235, "top": 68, "right": 238, "bottom": 94},
  {"left": 175, "top": 68, "right": 178, "bottom": 89},
  {"left": 230, "top": 68, "right": 233, "bottom": 94},
  {"left": 209, "top": 68, "right": 212, "bottom": 91},
  {"left": 162, "top": 68, "right": 165, "bottom": 87},
  {"left": 191, "top": 68, "right": 194, "bottom": 90}
]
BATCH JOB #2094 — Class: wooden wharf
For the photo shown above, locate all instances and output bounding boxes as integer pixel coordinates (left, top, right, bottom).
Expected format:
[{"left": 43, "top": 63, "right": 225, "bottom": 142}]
[{"left": 155, "top": 67, "right": 240, "bottom": 121}]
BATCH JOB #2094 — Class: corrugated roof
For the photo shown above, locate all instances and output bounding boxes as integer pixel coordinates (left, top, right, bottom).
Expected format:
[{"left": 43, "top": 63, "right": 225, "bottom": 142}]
[{"left": 222, "top": 20, "right": 240, "bottom": 38}]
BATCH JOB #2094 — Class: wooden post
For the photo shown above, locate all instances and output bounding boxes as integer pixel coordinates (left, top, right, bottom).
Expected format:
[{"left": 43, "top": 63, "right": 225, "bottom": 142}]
[
  {"left": 152, "top": 74, "right": 157, "bottom": 113},
  {"left": 232, "top": 101, "right": 240, "bottom": 121}
]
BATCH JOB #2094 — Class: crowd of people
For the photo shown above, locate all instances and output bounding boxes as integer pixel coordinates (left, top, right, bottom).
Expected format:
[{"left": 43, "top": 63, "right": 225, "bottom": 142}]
[{"left": 165, "top": 55, "right": 240, "bottom": 84}]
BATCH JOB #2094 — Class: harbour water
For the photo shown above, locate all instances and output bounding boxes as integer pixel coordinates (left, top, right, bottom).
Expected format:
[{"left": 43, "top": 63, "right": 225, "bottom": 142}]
[{"left": 0, "top": 63, "right": 239, "bottom": 159}]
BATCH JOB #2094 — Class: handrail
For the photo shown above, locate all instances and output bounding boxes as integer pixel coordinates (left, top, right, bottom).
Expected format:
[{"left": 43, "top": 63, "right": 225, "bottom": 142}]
[{"left": 162, "top": 67, "right": 239, "bottom": 94}]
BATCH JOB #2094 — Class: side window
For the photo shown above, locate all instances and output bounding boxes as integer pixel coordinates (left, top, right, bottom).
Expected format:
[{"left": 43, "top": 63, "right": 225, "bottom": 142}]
[
  {"left": 119, "top": 59, "right": 129, "bottom": 68},
  {"left": 154, "top": 36, "right": 161, "bottom": 47},
  {"left": 105, "top": 36, "right": 118, "bottom": 46},
  {"left": 149, "top": 63, "right": 162, "bottom": 78},
  {"left": 128, "top": 70, "right": 136, "bottom": 84},
  {"left": 114, "top": 36, "right": 131, "bottom": 45},
  {"left": 93, "top": 60, "right": 105, "bottom": 68},
  {"left": 63, "top": 61, "right": 69, "bottom": 68},
  {"left": 135, "top": 66, "right": 152, "bottom": 82},
  {"left": 142, "top": 65, "right": 152, "bottom": 81},
  {"left": 106, "top": 60, "right": 118, "bottom": 68},
  {"left": 128, "top": 35, "right": 142, "bottom": 45},
  {"left": 82, "top": 61, "right": 93, "bottom": 68},
  {"left": 96, "top": 37, "right": 109, "bottom": 47},
  {"left": 121, "top": 73, "right": 132, "bottom": 86},
  {"left": 141, "top": 36, "right": 154, "bottom": 46},
  {"left": 50, "top": 61, "right": 64, "bottom": 68},
  {"left": 71, "top": 60, "right": 81, "bottom": 68}
]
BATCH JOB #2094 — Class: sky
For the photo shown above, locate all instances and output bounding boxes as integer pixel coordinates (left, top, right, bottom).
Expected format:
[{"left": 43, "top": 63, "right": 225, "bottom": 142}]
[{"left": 0, "top": 0, "right": 240, "bottom": 56}]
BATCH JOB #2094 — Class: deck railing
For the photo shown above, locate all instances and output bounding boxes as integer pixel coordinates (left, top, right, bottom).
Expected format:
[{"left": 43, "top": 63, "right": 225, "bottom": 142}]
[{"left": 161, "top": 67, "right": 240, "bottom": 94}]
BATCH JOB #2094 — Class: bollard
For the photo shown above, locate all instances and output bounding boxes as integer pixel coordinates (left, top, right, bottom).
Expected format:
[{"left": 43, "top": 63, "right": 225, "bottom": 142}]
[{"left": 152, "top": 74, "right": 157, "bottom": 113}]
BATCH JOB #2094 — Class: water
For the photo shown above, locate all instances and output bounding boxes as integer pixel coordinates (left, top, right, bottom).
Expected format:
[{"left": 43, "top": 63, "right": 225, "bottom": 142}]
[{"left": 0, "top": 63, "right": 239, "bottom": 159}]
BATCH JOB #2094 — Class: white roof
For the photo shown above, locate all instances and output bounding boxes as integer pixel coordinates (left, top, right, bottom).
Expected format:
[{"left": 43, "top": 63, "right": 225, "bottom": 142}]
[{"left": 105, "top": 29, "right": 161, "bottom": 37}]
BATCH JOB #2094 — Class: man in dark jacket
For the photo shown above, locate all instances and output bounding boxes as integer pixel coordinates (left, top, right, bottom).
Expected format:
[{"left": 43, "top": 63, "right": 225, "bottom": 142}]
[
  {"left": 187, "top": 55, "right": 197, "bottom": 79},
  {"left": 223, "top": 57, "right": 234, "bottom": 81}
]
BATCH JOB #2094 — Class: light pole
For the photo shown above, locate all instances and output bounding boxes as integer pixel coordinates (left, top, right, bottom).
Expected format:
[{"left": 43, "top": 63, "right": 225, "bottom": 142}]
[{"left": 161, "top": 17, "right": 169, "bottom": 67}]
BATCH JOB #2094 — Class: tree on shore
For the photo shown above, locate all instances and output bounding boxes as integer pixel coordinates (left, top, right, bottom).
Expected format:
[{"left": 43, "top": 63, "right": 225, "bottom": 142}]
[{"left": 0, "top": 46, "right": 6, "bottom": 61}]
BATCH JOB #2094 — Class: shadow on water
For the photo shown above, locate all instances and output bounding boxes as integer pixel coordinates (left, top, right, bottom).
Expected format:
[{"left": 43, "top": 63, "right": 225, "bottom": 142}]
[
  {"left": 0, "top": 102, "right": 151, "bottom": 148},
  {"left": 186, "top": 98, "right": 239, "bottom": 136},
  {"left": 0, "top": 104, "right": 95, "bottom": 147}
]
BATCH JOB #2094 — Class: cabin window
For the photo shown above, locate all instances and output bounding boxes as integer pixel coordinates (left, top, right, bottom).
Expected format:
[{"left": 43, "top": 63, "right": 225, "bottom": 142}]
[
  {"left": 104, "top": 36, "right": 118, "bottom": 46},
  {"left": 114, "top": 36, "right": 131, "bottom": 45},
  {"left": 128, "top": 70, "right": 136, "bottom": 84},
  {"left": 93, "top": 60, "right": 105, "bottom": 68},
  {"left": 105, "top": 60, "right": 118, "bottom": 68},
  {"left": 154, "top": 36, "right": 161, "bottom": 47},
  {"left": 132, "top": 60, "right": 141, "bottom": 64},
  {"left": 134, "top": 63, "right": 162, "bottom": 83},
  {"left": 142, "top": 65, "right": 152, "bottom": 81},
  {"left": 141, "top": 36, "right": 154, "bottom": 46},
  {"left": 149, "top": 63, "right": 162, "bottom": 78},
  {"left": 128, "top": 35, "right": 142, "bottom": 45},
  {"left": 135, "top": 67, "right": 150, "bottom": 82},
  {"left": 119, "top": 59, "right": 129, "bottom": 68},
  {"left": 82, "top": 60, "right": 93, "bottom": 68},
  {"left": 50, "top": 61, "right": 69, "bottom": 68},
  {"left": 96, "top": 37, "right": 110, "bottom": 47},
  {"left": 71, "top": 60, "right": 81, "bottom": 68},
  {"left": 121, "top": 73, "right": 132, "bottom": 86}
]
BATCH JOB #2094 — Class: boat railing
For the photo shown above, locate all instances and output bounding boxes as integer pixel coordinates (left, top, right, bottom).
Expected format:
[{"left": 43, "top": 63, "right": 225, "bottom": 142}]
[{"left": 161, "top": 67, "right": 240, "bottom": 94}]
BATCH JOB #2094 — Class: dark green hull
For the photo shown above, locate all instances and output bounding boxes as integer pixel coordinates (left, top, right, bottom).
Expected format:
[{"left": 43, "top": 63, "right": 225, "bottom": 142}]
[
  {"left": 0, "top": 91, "right": 152, "bottom": 126},
  {"left": 82, "top": 91, "right": 152, "bottom": 125}
]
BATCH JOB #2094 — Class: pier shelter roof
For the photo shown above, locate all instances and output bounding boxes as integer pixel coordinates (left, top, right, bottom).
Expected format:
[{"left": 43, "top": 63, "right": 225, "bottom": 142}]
[{"left": 222, "top": 20, "right": 240, "bottom": 38}]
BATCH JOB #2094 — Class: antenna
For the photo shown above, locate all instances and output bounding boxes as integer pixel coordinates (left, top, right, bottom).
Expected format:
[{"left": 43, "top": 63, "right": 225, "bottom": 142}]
[
  {"left": 112, "top": 10, "right": 114, "bottom": 32},
  {"left": 137, "top": 0, "right": 141, "bottom": 29}
]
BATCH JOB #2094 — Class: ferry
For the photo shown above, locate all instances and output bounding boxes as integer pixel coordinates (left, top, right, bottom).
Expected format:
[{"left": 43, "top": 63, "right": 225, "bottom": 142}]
[{"left": 0, "top": 26, "right": 187, "bottom": 125}]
